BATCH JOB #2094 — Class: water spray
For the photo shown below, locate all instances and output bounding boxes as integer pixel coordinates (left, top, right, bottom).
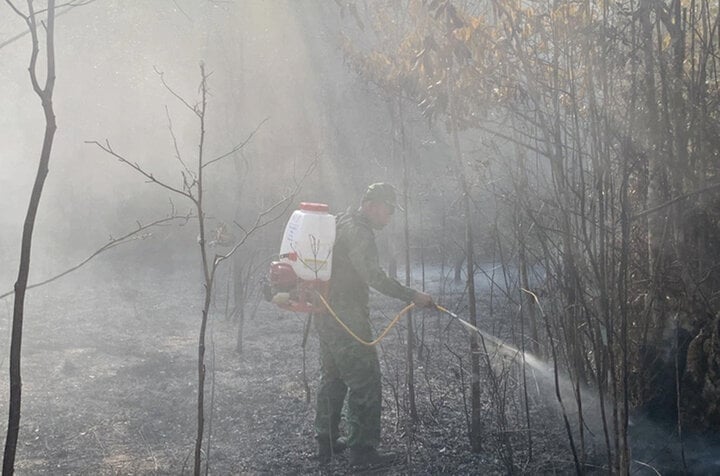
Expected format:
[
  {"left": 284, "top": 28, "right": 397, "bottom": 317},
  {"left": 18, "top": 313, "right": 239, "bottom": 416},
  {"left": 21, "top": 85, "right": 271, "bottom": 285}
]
[{"left": 434, "top": 305, "right": 549, "bottom": 374}]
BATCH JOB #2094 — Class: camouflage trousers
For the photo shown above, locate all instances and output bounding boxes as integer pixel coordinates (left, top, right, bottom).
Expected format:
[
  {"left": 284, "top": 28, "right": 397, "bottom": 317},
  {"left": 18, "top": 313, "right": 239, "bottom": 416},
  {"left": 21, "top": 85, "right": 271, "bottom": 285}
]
[{"left": 314, "top": 304, "right": 382, "bottom": 449}]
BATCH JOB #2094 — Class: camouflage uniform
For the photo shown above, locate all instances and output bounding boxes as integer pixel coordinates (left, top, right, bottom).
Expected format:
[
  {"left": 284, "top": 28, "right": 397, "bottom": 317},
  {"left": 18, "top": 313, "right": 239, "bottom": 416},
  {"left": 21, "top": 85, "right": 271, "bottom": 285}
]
[{"left": 314, "top": 208, "right": 416, "bottom": 449}]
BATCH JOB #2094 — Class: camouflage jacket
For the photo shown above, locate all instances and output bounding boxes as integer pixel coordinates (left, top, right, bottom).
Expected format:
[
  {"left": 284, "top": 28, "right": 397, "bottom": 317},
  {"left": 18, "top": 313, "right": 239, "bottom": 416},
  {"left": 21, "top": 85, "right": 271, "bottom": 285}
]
[{"left": 328, "top": 208, "right": 416, "bottom": 310}]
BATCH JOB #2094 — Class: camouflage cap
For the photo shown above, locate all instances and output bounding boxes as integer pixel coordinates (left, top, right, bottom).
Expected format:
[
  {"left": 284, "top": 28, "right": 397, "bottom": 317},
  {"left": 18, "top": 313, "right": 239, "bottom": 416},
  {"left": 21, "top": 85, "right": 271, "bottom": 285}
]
[{"left": 362, "top": 183, "right": 404, "bottom": 211}]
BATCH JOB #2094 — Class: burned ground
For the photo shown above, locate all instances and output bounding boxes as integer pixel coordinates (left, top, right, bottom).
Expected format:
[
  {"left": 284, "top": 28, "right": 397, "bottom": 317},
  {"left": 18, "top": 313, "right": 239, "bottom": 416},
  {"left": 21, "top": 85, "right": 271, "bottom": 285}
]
[{"left": 0, "top": 261, "right": 655, "bottom": 475}]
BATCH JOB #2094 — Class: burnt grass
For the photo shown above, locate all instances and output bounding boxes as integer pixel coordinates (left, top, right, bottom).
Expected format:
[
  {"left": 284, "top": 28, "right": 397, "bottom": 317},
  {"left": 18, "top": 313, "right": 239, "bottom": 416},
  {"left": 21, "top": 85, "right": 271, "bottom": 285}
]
[{"left": 1, "top": 262, "right": 582, "bottom": 475}]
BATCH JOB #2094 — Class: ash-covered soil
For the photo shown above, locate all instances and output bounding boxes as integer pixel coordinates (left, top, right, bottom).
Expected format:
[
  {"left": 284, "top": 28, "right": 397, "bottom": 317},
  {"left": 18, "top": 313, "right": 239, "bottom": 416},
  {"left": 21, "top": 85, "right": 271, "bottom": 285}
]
[{"left": 1, "top": 261, "right": 580, "bottom": 475}]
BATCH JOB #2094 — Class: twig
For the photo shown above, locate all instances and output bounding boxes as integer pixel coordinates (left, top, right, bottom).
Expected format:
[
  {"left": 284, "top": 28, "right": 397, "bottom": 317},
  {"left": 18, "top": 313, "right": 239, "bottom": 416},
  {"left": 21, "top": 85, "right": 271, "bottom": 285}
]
[
  {"left": 216, "top": 158, "right": 317, "bottom": 267},
  {"left": 445, "top": 344, "right": 470, "bottom": 433},
  {"left": 86, "top": 140, "right": 196, "bottom": 201},
  {"left": 521, "top": 287, "right": 582, "bottom": 474},
  {"left": 92, "top": 428, "right": 106, "bottom": 457},
  {"left": 138, "top": 427, "right": 159, "bottom": 473},
  {"left": 34, "top": 0, "right": 95, "bottom": 14},
  {"left": 154, "top": 66, "right": 199, "bottom": 116},
  {"left": 165, "top": 105, "right": 195, "bottom": 180},
  {"left": 180, "top": 447, "right": 193, "bottom": 475},
  {"left": 4, "top": 0, "right": 27, "bottom": 19},
  {"left": 632, "top": 459, "right": 662, "bottom": 476},
  {"left": 202, "top": 117, "right": 270, "bottom": 169},
  {"left": 2, "top": 0, "right": 95, "bottom": 31},
  {"left": 631, "top": 182, "right": 720, "bottom": 221}
]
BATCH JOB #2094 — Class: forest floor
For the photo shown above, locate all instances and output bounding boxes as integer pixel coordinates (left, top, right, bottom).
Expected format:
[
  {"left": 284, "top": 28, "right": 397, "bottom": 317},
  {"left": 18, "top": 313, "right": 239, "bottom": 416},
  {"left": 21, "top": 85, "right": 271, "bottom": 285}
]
[{"left": 0, "top": 259, "right": 700, "bottom": 475}]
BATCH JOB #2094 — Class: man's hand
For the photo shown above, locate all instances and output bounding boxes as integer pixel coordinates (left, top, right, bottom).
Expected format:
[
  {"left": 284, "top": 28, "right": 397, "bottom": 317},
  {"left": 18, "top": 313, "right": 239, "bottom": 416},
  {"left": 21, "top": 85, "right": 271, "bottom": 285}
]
[{"left": 412, "top": 291, "right": 434, "bottom": 308}]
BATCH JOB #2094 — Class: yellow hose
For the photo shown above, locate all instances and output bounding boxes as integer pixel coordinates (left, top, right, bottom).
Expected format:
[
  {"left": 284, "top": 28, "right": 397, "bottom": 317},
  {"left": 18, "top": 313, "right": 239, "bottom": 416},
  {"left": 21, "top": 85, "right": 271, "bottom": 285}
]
[
  {"left": 316, "top": 292, "right": 415, "bottom": 347},
  {"left": 435, "top": 304, "right": 452, "bottom": 316}
]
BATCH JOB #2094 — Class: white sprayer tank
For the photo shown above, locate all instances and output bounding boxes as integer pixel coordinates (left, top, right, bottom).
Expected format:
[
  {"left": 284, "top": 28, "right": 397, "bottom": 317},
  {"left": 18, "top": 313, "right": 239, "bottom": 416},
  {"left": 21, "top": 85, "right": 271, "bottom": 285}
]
[{"left": 279, "top": 202, "right": 336, "bottom": 281}]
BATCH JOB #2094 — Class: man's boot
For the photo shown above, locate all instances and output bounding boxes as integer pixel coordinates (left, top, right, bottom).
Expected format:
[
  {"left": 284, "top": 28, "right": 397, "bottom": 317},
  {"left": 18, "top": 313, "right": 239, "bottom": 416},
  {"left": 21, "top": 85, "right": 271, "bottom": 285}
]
[
  {"left": 317, "top": 435, "right": 347, "bottom": 462},
  {"left": 349, "top": 446, "right": 399, "bottom": 468}
]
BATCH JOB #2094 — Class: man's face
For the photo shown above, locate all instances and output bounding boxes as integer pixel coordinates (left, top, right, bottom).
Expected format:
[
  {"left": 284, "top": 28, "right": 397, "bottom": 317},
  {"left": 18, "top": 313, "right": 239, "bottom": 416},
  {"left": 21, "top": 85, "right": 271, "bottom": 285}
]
[{"left": 365, "top": 201, "right": 394, "bottom": 229}]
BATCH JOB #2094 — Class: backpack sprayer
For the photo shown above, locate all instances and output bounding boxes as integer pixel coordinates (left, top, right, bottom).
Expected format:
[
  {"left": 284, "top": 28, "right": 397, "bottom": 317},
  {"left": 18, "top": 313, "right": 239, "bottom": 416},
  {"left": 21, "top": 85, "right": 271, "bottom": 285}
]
[
  {"left": 262, "top": 201, "right": 413, "bottom": 345},
  {"left": 263, "top": 202, "right": 519, "bottom": 352},
  {"left": 264, "top": 202, "right": 336, "bottom": 313}
]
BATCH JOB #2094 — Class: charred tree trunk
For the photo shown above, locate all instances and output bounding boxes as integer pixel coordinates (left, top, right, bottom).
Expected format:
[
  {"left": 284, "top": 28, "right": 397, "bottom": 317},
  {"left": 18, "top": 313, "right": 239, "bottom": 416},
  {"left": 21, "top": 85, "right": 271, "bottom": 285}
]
[
  {"left": 193, "top": 63, "right": 212, "bottom": 476},
  {"left": 398, "top": 99, "right": 418, "bottom": 423},
  {"left": 3, "top": 2, "right": 57, "bottom": 474}
]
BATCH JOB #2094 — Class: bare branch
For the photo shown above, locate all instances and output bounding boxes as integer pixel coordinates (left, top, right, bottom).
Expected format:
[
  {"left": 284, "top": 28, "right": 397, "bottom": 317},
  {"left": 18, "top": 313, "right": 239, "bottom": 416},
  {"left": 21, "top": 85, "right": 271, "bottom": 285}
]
[
  {"left": 202, "top": 117, "right": 270, "bottom": 169},
  {"left": 631, "top": 182, "right": 720, "bottom": 221},
  {"left": 34, "top": 0, "right": 95, "bottom": 15},
  {"left": 23, "top": 0, "right": 43, "bottom": 95},
  {"left": 154, "top": 66, "right": 199, "bottom": 116},
  {"left": 165, "top": 105, "right": 195, "bottom": 179},
  {"left": 1, "top": 0, "right": 96, "bottom": 51},
  {"left": 0, "top": 214, "right": 193, "bottom": 300},
  {"left": 86, "top": 140, "right": 196, "bottom": 201},
  {"left": 215, "top": 158, "right": 318, "bottom": 268},
  {"left": 4, "top": 0, "right": 27, "bottom": 19}
]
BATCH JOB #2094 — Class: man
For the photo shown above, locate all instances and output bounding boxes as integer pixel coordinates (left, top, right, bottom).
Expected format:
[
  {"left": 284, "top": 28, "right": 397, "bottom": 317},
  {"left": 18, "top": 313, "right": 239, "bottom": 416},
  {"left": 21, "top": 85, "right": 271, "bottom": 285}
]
[{"left": 314, "top": 183, "right": 434, "bottom": 468}]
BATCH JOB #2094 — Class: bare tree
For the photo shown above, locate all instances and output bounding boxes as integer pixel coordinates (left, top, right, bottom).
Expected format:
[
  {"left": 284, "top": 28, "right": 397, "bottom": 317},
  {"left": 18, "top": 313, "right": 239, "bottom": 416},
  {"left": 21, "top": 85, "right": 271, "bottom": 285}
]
[
  {"left": 0, "top": 0, "right": 95, "bottom": 51},
  {"left": 3, "top": 1, "right": 57, "bottom": 473},
  {"left": 89, "top": 63, "right": 312, "bottom": 475}
]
